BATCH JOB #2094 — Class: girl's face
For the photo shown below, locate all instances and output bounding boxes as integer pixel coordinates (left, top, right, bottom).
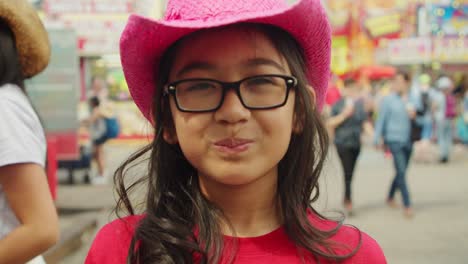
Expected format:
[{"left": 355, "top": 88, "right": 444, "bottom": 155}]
[{"left": 165, "top": 27, "right": 297, "bottom": 187}]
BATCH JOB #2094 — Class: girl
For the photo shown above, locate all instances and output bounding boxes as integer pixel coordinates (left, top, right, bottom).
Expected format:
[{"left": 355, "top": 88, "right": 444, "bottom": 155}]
[
  {"left": 0, "top": 1, "right": 59, "bottom": 263},
  {"left": 86, "top": 0, "right": 386, "bottom": 263}
]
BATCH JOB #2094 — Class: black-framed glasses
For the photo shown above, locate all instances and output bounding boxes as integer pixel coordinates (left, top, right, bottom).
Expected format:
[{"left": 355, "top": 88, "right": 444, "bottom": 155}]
[{"left": 164, "top": 74, "right": 298, "bottom": 113}]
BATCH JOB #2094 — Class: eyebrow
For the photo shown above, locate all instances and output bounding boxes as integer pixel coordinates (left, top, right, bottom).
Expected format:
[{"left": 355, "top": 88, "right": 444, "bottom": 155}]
[
  {"left": 175, "top": 61, "right": 216, "bottom": 78},
  {"left": 244, "top": 58, "right": 287, "bottom": 73},
  {"left": 175, "top": 57, "right": 287, "bottom": 78}
]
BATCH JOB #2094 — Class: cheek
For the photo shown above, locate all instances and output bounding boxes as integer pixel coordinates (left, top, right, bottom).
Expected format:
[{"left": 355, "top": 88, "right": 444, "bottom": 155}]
[
  {"left": 258, "top": 96, "right": 296, "bottom": 144},
  {"left": 169, "top": 99, "right": 212, "bottom": 150}
]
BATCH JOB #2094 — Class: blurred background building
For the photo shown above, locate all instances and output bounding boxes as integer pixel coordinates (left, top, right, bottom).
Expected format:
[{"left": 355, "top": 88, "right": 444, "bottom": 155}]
[
  {"left": 26, "top": 0, "right": 167, "bottom": 161},
  {"left": 26, "top": 0, "right": 467, "bottom": 160}
]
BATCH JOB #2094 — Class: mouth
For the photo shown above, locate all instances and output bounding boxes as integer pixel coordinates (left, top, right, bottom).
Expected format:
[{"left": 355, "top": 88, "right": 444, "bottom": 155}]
[{"left": 213, "top": 138, "right": 254, "bottom": 153}]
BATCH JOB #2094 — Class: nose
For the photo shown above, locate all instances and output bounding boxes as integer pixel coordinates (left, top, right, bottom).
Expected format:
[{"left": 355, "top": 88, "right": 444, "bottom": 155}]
[{"left": 214, "top": 88, "right": 250, "bottom": 124}]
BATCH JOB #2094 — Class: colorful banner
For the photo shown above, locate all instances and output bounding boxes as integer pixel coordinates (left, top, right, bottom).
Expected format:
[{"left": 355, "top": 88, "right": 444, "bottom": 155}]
[
  {"left": 363, "top": 13, "right": 402, "bottom": 38},
  {"left": 433, "top": 36, "right": 468, "bottom": 63},
  {"left": 387, "top": 37, "right": 432, "bottom": 64},
  {"left": 43, "top": 0, "right": 134, "bottom": 14},
  {"left": 430, "top": 4, "right": 468, "bottom": 36},
  {"left": 59, "top": 14, "right": 129, "bottom": 55},
  {"left": 324, "top": 0, "right": 422, "bottom": 73},
  {"left": 42, "top": 0, "right": 135, "bottom": 55},
  {"left": 360, "top": 0, "right": 409, "bottom": 40},
  {"left": 323, "top": 0, "right": 352, "bottom": 36}
]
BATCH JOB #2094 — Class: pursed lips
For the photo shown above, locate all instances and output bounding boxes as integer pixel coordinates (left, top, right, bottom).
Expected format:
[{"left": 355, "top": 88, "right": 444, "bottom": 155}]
[
  {"left": 212, "top": 138, "right": 254, "bottom": 153},
  {"left": 214, "top": 138, "right": 254, "bottom": 148}
]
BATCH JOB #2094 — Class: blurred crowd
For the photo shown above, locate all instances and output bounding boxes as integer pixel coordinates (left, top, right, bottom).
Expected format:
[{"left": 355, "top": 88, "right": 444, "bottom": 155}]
[
  {"left": 324, "top": 72, "right": 468, "bottom": 161},
  {"left": 324, "top": 70, "right": 467, "bottom": 217}
]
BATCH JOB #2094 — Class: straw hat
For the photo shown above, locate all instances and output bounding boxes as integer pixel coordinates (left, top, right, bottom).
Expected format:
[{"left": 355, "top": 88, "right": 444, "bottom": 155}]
[
  {"left": 0, "top": 0, "right": 50, "bottom": 78},
  {"left": 120, "top": 0, "right": 331, "bottom": 122}
]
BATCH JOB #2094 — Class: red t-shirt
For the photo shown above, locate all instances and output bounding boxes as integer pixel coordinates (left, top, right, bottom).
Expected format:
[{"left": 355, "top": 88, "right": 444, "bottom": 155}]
[{"left": 85, "top": 213, "right": 386, "bottom": 263}]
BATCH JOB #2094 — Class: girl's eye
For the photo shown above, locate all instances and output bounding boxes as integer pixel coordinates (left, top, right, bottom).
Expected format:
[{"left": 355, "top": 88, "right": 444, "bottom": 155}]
[
  {"left": 246, "top": 77, "right": 276, "bottom": 86},
  {"left": 243, "top": 77, "right": 284, "bottom": 93},
  {"left": 180, "top": 81, "right": 217, "bottom": 93}
]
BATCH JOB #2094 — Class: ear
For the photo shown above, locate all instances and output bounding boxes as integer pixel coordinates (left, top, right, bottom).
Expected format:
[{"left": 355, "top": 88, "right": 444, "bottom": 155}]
[
  {"left": 162, "top": 126, "right": 179, "bottom": 144},
  {"left": 293, "top": 86, "right": 316, "bottom": 134}
]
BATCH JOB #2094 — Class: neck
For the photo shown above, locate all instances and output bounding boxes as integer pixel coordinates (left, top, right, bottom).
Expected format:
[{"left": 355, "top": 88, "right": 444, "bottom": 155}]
[{"left": 198, "top": 168, "right": 282, "bottom": 237}]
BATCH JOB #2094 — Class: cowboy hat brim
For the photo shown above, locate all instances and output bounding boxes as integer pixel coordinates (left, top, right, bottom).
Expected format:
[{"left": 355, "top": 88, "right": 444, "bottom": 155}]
[
  {"left": 0, "top": 0, "right": 50, "bottom": 78},
  {"left": 120, "top": 0, "right": 331, "bottom": 122}
]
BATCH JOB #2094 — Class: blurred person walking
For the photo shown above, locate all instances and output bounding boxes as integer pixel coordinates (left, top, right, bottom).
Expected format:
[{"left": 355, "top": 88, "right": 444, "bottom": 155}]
[
  {"left": 324, "top": 74, "right": 342, "bottom": 111},
  {"left": 84, "top": 76, "right": 119, "bottom": 184},
  {"left": 458, "top": 88, "right": 468, "bottom": 144},
  {"left": 432, "top": 76, "right": 457, "bottom": 163},
  {"left": 82, "top": 96, "right": 120, "bottom": 185},
  {"left": 410, "top": 74, "right": 435, "bottom": 162},
  {"left": 453, "top": 73, "right": 467, "bottom": 99},
  {"left": 328, "top": 78, "right": 369, "bottom": 216},
  {"left": 89, "top": 76, "right": 109, "bottom": 103},
  {"left": 374, "top": 71, "right": 415, "bottom": 218},
  {"left": 0, "top": 1, "right": 59, "bottom": 263}
]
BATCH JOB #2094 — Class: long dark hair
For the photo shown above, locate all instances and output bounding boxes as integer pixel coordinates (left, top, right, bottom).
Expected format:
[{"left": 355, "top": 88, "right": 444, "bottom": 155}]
[
  {"left": 115, "top": 24, "right": 361, "bottom": 263},
  {"left": 0, "top": 19, "right": 25, "bottom": 90}
]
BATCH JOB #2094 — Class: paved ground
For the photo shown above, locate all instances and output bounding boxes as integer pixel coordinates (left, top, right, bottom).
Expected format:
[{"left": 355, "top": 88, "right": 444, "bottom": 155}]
[{"left": 55, "top": 141, "right": 468, "bottom": 264}]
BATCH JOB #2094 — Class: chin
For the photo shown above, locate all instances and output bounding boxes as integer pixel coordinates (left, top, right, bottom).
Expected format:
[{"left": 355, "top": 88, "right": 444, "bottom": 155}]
[
  {"left": 195, "top": 158, "right": 278, "bottom": 187},
  {"left": 202, "top": 163, "right": 277, "bottom": 187},
  {"left": 210, "top": 172, "right": 260, "bottom": 186}
]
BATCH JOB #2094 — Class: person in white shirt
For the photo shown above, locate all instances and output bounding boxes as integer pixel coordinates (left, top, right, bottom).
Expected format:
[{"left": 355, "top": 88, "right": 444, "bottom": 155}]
[{"left": 0, "top": 1, "right": 59, "bottom": 263}]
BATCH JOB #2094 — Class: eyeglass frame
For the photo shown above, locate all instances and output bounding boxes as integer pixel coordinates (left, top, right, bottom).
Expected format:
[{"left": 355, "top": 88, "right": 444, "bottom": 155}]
[{"left": 163, "top": 74, "right": 298, "bottom": 113}]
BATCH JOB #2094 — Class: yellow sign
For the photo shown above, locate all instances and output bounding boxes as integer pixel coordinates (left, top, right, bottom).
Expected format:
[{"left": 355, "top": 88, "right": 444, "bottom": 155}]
[
  {"left": 331, "top": 36, "right": 350, "bottom": 75},
  {"left": 364, "top": 13, "right": 402, "bottom": 38}
]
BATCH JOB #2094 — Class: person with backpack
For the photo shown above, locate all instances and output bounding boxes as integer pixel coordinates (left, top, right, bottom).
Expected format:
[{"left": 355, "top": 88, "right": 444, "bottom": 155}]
[
  {"left": 84, "top": 96, "right": 120, "bottom": 185},
  {"left": 409, "top": 73, "right": 435, "bottom": 162},
  {"left": 455, "top": 90, "right": 468, "bottom": 145},
  {"left": 433, "top": 76, "right": 456, "bottom": 163},
  {"left": 459, "top": 89, "right": 468, "bottom": 144}
]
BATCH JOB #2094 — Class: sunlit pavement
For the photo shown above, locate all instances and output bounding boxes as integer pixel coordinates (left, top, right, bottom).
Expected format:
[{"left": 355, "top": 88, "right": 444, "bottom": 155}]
[
  {"left": 56, "top": 142, "right": 468, "bottom": 264},
  {"left": 318, "top": 144, "right": 468, "bottom": 264}
]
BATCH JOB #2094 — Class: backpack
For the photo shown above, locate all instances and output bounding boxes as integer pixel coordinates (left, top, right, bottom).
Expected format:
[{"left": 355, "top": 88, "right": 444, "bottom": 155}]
[
  {"left": 445, "top": 94, "right": 457, "bottom": 119},
  {"left": 104, "top": 117, "right": 120, "bottom": 139},
  {"left": 421, "top": 92, "right": 430, "bottom": 115}
]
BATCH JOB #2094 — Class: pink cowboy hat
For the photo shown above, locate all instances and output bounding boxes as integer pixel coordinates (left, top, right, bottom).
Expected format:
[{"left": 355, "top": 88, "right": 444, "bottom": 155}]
[{"left": 120, "top": 0, "right": 331, "bottom": 122}]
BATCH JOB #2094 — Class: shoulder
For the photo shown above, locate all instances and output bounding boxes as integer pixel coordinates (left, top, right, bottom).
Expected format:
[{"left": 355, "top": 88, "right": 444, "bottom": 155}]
[
  {"left": 379, "top": 95, "right": 395, "bottom": 110},
  {"left": 430, "top": 90, "right": 442, "bottom": 100},
  {"left": 0, "top": 84, "right": 38, "bottom": 122},
  {"left": 85, "top": 215, "right": 143, "bottom": 264},
  {"left": 308, "top": 214, "right": 386, "bottom": 263},
  {"left": 0, "top": 84, "right": 27, "bottom": 105},
  {"left": 333, "top": 225, "right": 386, "bottom": 263},
  {"left": 0, "top": 85, "right": 46, "bottom": 167}
]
